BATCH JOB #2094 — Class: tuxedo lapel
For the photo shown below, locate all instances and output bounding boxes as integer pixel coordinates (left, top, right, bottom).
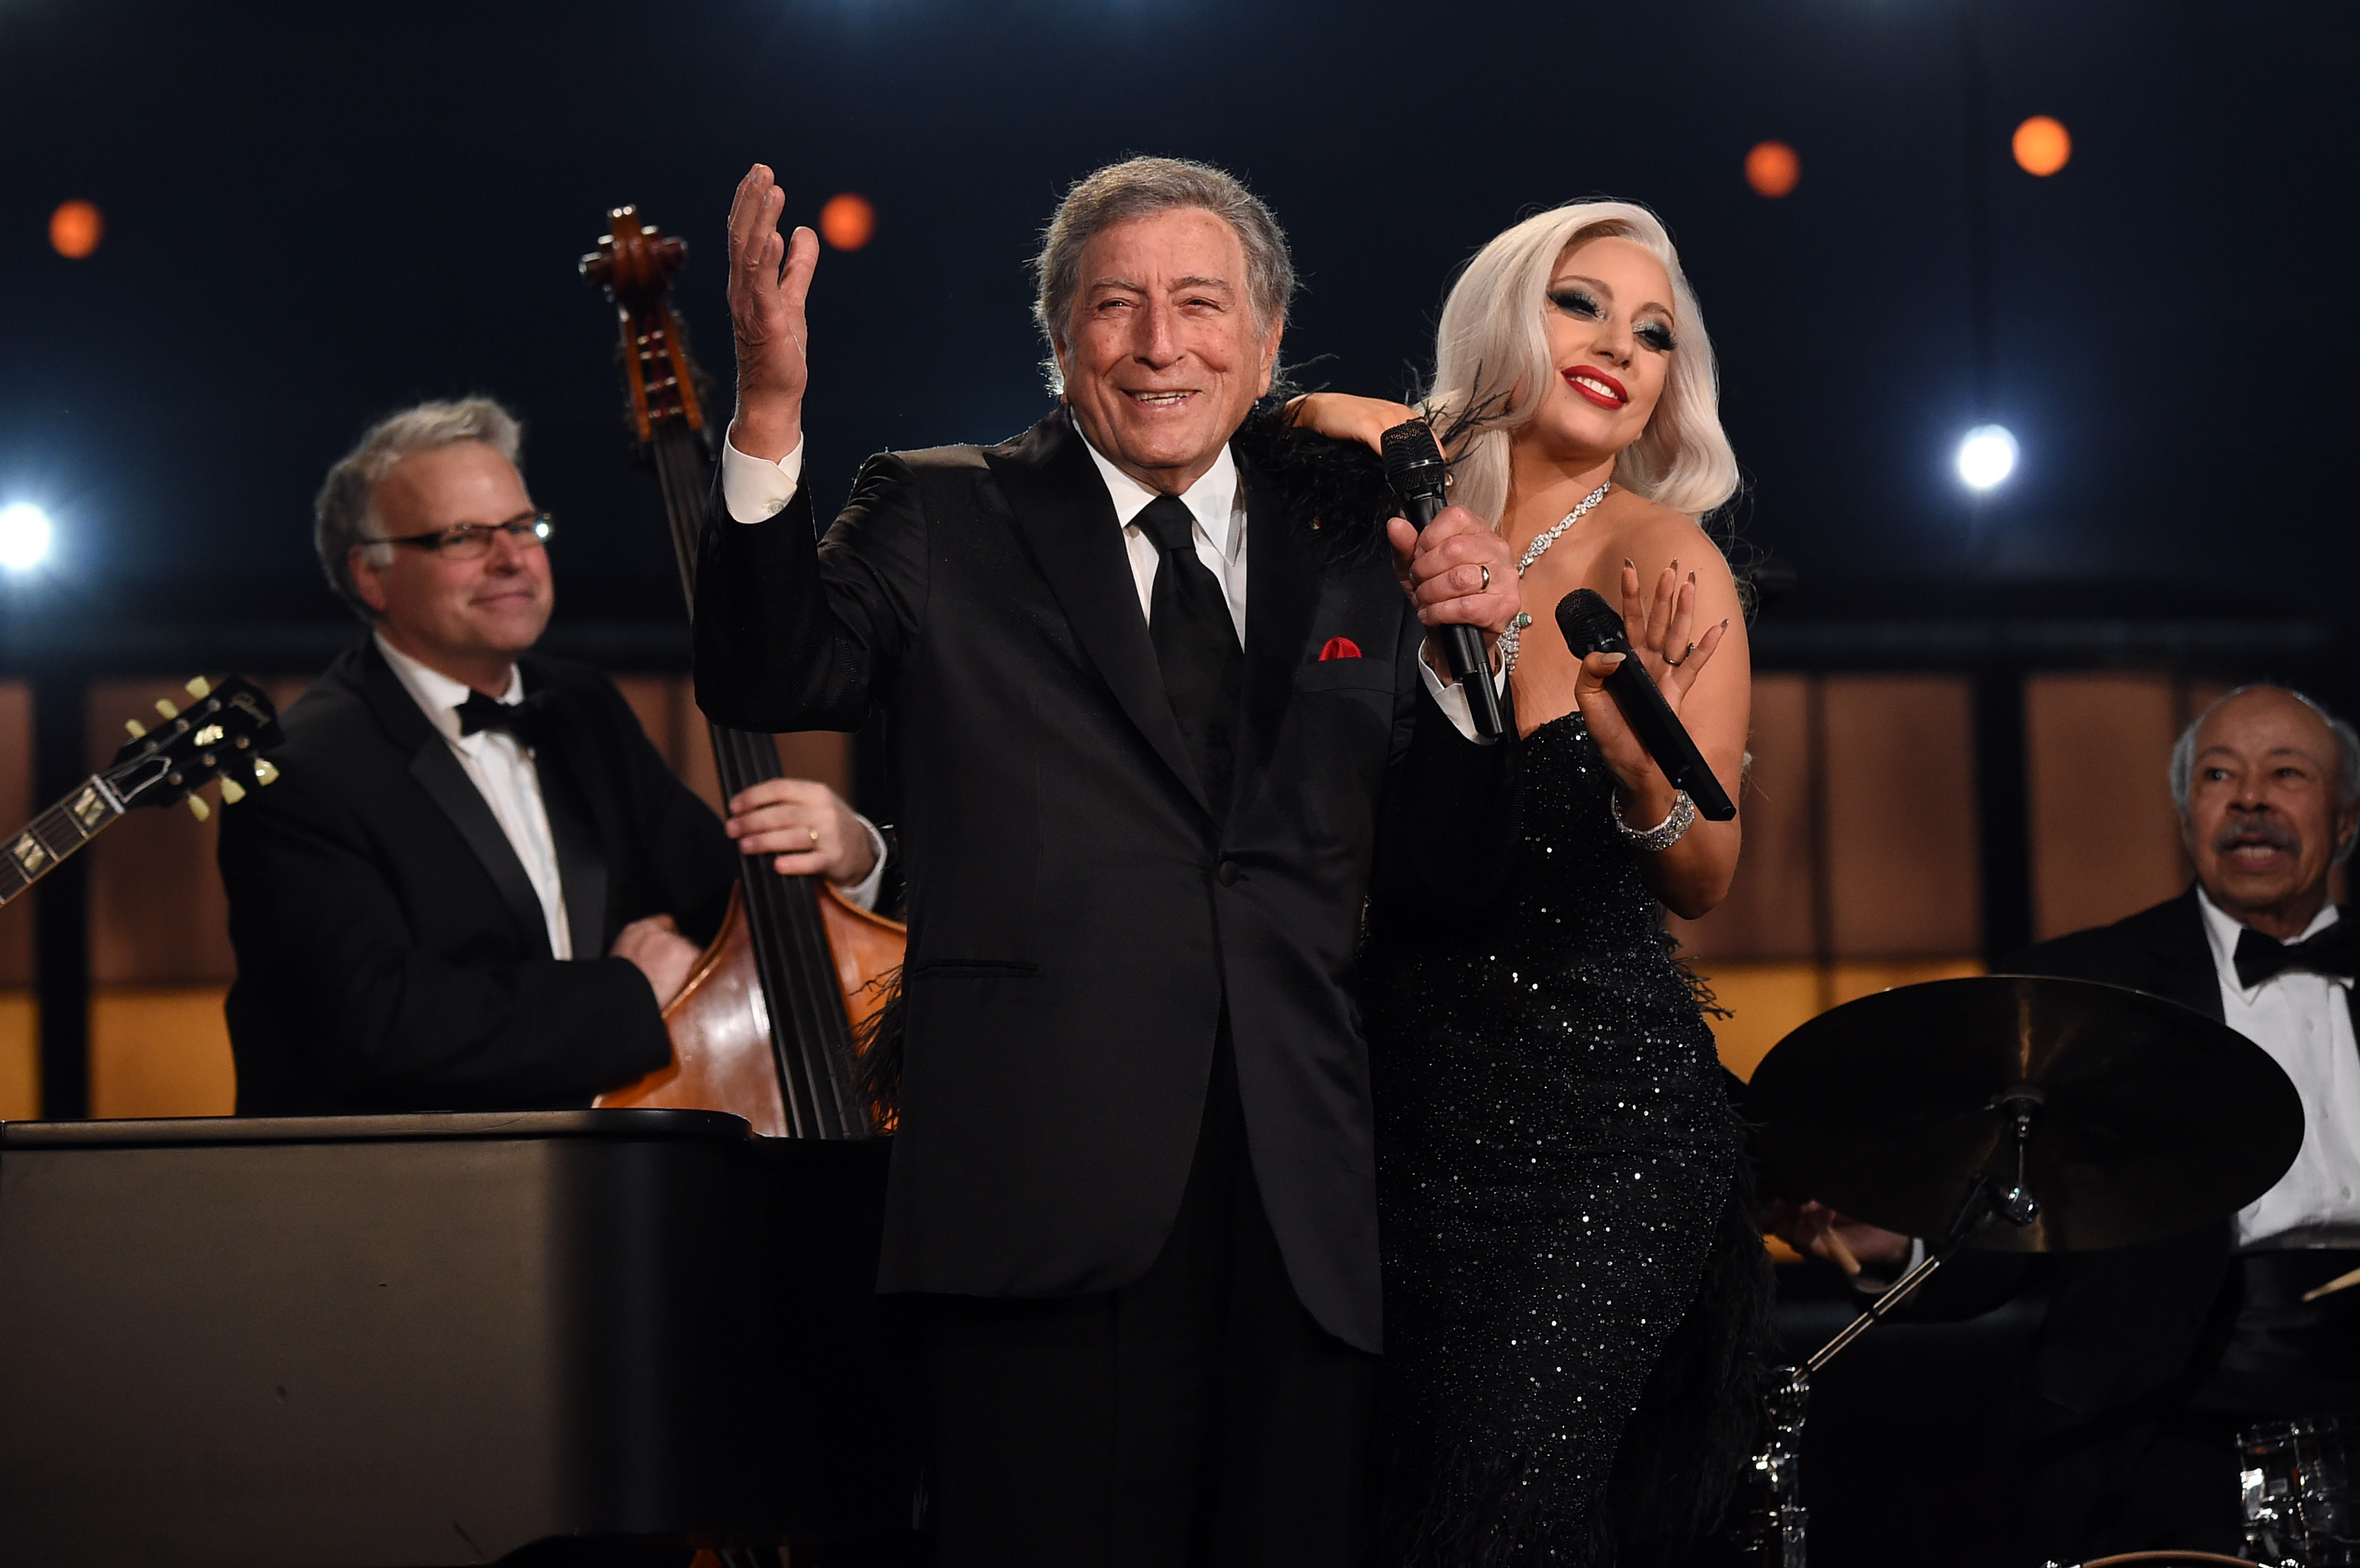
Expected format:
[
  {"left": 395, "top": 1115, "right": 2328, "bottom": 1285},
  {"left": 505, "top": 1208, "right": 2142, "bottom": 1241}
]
[
  {"left": 2142, "top": 885, "right": 2227, "bottom": 1022},
  {"left": 356, "top": 643, "right": 554, "bottom": 960},
  {"left": 1231, "top": 455, "right": 1318, "bottom": 825},
  {"left": 522, "top": 664, "right": 611, "bottom": 957},
  {"left": 987, "top": 413, "right": 1212, "bottom": 818}
]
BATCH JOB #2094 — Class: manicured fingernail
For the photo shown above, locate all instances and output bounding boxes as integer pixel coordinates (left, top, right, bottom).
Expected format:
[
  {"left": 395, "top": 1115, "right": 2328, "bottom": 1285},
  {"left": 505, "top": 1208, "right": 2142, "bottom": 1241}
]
[
  {"left": 1670, "top": 558, "right": 1680, "bottom": 570},
  {"left": 1722, "top": 618, "right": 1731, "bottom": 629},
  {"left": 1623, "top": 558, "right": 1635, "bottom": 569}
]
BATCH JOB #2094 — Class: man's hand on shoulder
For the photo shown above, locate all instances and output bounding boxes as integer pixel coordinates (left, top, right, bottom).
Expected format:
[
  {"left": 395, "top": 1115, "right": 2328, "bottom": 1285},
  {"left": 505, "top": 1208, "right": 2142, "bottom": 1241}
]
[
  {"left": 726, "top": 162, "right": 820, "bottom": 461},
  {"left": 725, "top": 777, "right": 879, "bottom": 887},
  {"left": 612, "top": 914, "right": 702, "bottom": 1009},
  {"left": 1388, "top": 505, "right": 1519, "bottom": 679}
]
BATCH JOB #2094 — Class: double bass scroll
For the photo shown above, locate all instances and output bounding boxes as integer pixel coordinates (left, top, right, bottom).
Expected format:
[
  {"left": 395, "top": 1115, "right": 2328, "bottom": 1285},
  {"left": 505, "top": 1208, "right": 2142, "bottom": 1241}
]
[{"left": 581, "top": 206, "right": 904, "bottom": 1139}]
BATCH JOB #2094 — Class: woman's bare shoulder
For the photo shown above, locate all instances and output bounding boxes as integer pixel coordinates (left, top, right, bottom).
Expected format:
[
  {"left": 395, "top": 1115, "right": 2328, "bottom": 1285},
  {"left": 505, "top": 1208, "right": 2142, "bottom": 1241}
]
[{"left": 1598, "top": 492, "right": 1731, "bottom": 573}]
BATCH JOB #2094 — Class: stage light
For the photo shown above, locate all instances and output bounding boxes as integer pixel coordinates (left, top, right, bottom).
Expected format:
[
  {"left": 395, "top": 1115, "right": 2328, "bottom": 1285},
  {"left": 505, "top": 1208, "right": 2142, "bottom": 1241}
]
[
  {"left": 50, "top": 200, "right": 103, "bottom": 259},
  {"left": 818, "top": 193, "right": 874, "bottom": 250},
  {"left": 1956, "top": 425, "right": 2018, "bottom": 490},
  {"left": 1745, "top": 141, "right": 1800, "bottom": 198},
  {"left": 2013, "top": 116, "right": 2071, "bottom": 176},
  {"left": 0, "top": 502, "right": 55, "bottom": 571}
]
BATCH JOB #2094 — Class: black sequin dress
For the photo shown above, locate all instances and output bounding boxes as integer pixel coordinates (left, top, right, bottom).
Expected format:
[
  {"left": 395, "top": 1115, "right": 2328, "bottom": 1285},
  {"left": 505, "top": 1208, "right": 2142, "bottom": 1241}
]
[{"left": 1365, "top": 711, "right": 1767, "bottom": 1567}]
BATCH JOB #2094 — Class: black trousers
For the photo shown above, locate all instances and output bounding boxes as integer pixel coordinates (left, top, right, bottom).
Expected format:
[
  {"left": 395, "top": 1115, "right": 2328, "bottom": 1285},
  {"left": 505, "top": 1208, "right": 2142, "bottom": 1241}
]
[{"left": 918, "top": 1021, "right": 1378, "bottom": 1568}]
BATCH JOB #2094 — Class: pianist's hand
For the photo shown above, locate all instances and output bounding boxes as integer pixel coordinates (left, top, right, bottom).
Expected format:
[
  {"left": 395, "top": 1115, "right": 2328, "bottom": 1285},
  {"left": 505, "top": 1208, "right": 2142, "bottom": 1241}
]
[
  {"left": 1763, "top": 1198, "right": 1914, "bottom": 1274},
  {"left": 725, "top": 778, "right": 877, "bottom": 887},
  {"left": 612, "top": 914, "right": 701, "bottom": 1010}
]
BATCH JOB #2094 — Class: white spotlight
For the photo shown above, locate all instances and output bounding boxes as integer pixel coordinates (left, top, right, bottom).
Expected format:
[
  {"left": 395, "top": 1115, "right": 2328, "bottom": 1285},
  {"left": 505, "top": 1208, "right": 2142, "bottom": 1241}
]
[
  {"left": 1956, "top": 425, "right": 2018, "bottom": 491},
  {"left": 0, "top": 502, "right": 55, "bottom": 572}
]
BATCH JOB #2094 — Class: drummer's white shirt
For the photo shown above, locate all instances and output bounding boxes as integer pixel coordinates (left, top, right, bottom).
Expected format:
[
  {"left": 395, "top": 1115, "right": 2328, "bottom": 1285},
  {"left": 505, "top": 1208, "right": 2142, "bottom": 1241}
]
[{"left": 2198, "top": 888, "right": 2360, "bottom": 1250}]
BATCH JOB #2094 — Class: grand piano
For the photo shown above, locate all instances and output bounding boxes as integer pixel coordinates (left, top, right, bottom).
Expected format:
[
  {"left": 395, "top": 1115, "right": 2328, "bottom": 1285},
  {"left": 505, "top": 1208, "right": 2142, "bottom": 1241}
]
[{"left": 0, "top": 1109, "right": 918, "bottom": 1566}]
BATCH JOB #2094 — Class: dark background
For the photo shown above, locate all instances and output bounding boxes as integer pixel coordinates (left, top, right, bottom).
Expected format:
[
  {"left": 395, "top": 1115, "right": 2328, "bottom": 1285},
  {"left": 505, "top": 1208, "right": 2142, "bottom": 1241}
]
[{"left": 2, "top": 0, "right": 2353, "bottom": 658}]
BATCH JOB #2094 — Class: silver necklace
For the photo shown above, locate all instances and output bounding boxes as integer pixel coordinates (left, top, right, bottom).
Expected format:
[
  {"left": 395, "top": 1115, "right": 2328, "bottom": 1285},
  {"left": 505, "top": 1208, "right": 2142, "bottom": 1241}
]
[{"left": 1496, "top": 481, "right": 1612, "bottom": 677}]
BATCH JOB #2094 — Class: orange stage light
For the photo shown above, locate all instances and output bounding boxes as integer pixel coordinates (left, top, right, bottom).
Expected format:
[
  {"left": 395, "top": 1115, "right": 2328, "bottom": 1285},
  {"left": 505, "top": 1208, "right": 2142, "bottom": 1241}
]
[
  {"left": 2013, "top": 116, "right": 2072, "bottom": 176},
  {"left": 1745, "top": 141, "right": 1800, "bottom": 199},
  {"left": 818, "top": 193, "right": 875, "bottom": 251},
  {"left": 50, "top": 200, "right": 103, "bottom": 259}
]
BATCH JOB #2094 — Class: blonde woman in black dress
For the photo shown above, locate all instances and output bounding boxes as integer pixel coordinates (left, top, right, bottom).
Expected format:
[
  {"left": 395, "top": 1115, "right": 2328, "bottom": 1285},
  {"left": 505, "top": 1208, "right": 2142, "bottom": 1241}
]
[{"left": 1294, "top": 199, "right": 1767, "bottom": 1564}]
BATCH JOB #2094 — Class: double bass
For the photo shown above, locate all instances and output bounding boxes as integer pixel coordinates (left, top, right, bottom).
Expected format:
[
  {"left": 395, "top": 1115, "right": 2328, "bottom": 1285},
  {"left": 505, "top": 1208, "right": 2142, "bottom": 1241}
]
[{"left": 581, "top": 206, "right": 903, "bottom": 1139}]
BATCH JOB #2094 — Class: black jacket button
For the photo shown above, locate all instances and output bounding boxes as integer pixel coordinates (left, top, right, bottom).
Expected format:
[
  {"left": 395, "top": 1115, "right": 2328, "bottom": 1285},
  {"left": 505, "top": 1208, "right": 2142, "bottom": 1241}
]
[{"left": 1216, "top": 860, "right": 1241, "bottom": 887}]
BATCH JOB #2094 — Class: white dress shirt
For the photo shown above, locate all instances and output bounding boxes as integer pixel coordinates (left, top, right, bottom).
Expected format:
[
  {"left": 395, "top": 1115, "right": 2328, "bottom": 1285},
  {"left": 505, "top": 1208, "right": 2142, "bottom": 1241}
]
[
  {"left": 376, "top": 634, "right": 575, "bottom": 960},
  {"left": 719, "top": 422, "right": 1498, "bottom": 738},
  {"left": 2198, "top": 887, "right": 2360, "bottom": 1250},
  {"left": 377, "top": 634, "right": 889, "bottom": 928}
]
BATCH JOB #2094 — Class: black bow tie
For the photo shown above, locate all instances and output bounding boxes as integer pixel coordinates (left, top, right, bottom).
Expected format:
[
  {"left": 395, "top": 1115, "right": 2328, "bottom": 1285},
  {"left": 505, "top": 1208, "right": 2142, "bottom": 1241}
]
[
  {"left": 2233, "top": 919, "right": 2360, "bottom": 990},
  {"left": 455, "top": 688, "right": 556, "bottom": 750}
]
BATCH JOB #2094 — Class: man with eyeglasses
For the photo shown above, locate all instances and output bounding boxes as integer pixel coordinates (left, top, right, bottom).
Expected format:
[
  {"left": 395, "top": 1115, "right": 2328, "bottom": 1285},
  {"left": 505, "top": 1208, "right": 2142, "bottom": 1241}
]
[{"left": 218, "top": 397, "right": 891, "bottom": 1114}]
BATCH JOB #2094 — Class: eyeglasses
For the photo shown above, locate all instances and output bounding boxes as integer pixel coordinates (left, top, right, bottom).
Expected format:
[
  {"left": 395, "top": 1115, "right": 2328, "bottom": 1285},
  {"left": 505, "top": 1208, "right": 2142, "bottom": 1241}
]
[{"left": 370, "top": 513, "right": 553, "bottom": 560}]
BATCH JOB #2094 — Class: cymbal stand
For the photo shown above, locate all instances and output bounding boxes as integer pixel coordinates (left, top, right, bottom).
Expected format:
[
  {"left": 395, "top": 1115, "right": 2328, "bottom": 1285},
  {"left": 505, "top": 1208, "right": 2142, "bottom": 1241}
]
[{"left": 1733, "top": 1089, "right": 2048, "bottom": 1566}]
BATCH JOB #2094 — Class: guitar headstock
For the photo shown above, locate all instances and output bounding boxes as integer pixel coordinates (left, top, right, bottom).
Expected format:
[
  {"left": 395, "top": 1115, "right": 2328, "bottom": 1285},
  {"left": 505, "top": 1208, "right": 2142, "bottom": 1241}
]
[
  {"left": 580, "top": 206, "right": 705, "bottom": 444},
  {"left": 106, "top": 675, "right": 284, "bottom": 820}
]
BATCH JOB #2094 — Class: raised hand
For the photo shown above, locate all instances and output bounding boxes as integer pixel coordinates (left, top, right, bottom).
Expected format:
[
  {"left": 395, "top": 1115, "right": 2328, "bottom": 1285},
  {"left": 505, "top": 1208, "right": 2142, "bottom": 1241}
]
[
  {"left": 1572, "top": 559, "right": 1729, "bottom": 799},
  {"left": 725, "top": 163, "right": 821, "bottom": 461}
]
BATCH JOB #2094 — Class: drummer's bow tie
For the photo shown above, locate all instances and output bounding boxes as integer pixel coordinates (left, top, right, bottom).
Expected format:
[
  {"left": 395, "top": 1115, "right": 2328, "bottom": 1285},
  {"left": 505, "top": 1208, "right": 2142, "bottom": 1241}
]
[
  {"left": 456, "top": 688, "right": 557, "bottom": 749},
  {"left": 2233, "top": 919, "right": 2360, "bottom": 989}
]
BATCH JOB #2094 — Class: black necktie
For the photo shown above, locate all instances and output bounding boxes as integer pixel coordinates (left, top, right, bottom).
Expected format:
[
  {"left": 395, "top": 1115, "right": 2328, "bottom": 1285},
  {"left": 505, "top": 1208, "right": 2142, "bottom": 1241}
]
[
  {"left": 2234, "top": 919, "right": 2360, "bottom": 990},
  {"left": 456, "top": 688, "right": 557, "bottom": 750},
  {"left": 1136, "top": 493, "right": 1243, "bottom": 815}
]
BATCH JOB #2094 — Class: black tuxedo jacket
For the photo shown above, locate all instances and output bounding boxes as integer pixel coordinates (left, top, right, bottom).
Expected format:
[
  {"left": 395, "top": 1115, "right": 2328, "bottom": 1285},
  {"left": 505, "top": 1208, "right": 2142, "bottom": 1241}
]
[
  {"left": 1997, "top": 886, "right": 2356, "bottom": 1551},
  {"left": 219, "top": 641, "right": 740, "bottom": 1115},
  {"left": 694, "top": 411, "right": 1519, "bottom": 1352}
]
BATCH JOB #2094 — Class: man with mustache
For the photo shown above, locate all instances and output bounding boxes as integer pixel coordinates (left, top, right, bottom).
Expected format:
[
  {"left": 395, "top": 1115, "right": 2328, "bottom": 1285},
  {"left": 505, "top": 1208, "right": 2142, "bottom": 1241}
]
[
  {"left": 1989, "top": 684, "right": 2360, "bottom": 1558},
  {"left": 697, "top": 157, "right": 1519, "bottom": 1564}
]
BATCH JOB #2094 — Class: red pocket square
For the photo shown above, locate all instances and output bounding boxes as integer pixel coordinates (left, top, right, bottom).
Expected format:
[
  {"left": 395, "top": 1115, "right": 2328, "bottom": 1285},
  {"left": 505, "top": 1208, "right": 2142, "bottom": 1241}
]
[{"left": 1318, "top": 637, "right": 1362, "bottom": 661}]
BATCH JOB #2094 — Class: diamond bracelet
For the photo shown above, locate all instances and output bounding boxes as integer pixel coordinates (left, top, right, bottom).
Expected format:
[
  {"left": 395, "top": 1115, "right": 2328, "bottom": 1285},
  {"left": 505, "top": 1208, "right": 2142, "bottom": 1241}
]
[{"left": 1610, "top": 789, "right": 1696, "bottom": 852}]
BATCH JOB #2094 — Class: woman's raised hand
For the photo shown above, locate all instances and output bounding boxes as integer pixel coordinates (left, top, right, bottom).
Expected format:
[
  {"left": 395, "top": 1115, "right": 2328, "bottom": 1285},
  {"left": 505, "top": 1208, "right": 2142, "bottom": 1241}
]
[
  {"left": 1571, "top": 558, "right": 1731, "bottom": 803},
  {"left": 1284, "top": 392, "right": 1420, "bottom": 455}
]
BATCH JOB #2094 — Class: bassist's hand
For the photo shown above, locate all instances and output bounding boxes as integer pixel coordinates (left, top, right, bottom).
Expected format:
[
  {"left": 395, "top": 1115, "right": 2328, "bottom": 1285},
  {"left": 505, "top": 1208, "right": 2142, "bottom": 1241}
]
[
  {"left": 612, "top": 914, "right": 702, "bottom": 1009},
  {"left": 726, "top": 163, "right": 820, "bottom": 462},
  {"left": 726, "top": 778, "right": 877, "bottom": 886}
]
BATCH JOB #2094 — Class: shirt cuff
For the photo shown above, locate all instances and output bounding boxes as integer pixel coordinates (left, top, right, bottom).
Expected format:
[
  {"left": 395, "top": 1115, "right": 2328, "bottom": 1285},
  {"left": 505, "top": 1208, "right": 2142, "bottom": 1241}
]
[
  {"left": 1418, "top": 650, "right": 1510, "bottom": 743},
  {"left": 720, "top": 425, "right": 806, "bottom": 523},
  {"left": 831, "top": 812, "right": 889, "bottom": 912}
]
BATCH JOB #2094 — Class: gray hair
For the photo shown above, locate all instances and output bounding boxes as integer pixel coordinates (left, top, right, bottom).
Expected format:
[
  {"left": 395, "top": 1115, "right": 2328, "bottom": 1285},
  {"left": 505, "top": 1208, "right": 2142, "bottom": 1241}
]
[
  {"left": 314, "top": 398, "right": 522, "bottom": 620},
  {"left": 1427, "top": 200, "right": 1739, "bottom": 525},
  {"left": 1032, "top": 157, "right": 1294, "bottom": 395},
  {"left": 2169, "top": 685, "right": 2360, "bottom": 863}
]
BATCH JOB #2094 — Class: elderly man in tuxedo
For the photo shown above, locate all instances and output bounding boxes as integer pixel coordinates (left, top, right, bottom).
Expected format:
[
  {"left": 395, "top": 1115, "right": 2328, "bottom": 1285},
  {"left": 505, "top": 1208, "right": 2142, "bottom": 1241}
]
[
  {"left": 1786, "top": 683, "right": 2360, "bottom": 1560},
  {"left": 696, "top": 157, "right": 1522, "bottom": 1564},
  {"left": 220, "top": 397, "right": 886, "bottom": 1114}
]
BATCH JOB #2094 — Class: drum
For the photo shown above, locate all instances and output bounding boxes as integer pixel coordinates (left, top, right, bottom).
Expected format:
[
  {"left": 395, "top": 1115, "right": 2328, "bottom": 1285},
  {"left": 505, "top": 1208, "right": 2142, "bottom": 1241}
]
[{"left": 2242, "top": 1416, "right": 2360, "bottom": 1567}]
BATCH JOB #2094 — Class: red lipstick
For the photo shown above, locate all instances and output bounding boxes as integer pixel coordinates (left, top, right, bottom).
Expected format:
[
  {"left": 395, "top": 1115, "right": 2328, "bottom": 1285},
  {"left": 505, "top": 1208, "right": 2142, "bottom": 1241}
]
[{"left": 1563, "top": 365, "right": 1628, "bottom": 409}]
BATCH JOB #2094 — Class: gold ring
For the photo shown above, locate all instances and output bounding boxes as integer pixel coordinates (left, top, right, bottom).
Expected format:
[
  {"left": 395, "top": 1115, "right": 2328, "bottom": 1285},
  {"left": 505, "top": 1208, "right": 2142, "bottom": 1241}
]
[{"left": 806, "top": 826, "right": 820, "bottom": 848}]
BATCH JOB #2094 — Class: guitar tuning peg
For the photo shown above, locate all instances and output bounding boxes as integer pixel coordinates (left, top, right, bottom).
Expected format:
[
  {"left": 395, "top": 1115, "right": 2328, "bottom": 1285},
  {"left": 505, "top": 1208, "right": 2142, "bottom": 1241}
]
[
  {"left": 124, "top": 718, "right": 148, "bottom": 739},
  {"left": 185, "top": 676, "right": 212, "bottom": 699},
  {"left": 155, "top": 699, "right": 180, "bottom": 720},
  {"left": 185, "top": 794, "right": 211, "bottom": 822},
  {"left": 252, "top": 757, "right": 279, "bottom": 786},
  {"left": 217, "top": 777, "right": 246, "bottom": 804}
]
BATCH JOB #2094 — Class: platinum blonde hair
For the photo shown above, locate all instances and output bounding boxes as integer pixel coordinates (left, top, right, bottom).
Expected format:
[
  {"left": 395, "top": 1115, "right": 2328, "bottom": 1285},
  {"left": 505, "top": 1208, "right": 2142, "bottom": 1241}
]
[
  {"left": 1032, "top": 156, "right": 1294, "bottom": 395},
  {"left": 2169, "top": 685, "right": 2360, "bottom": 864},
  {"left": 315, "top": 398, "right": 522, "bottom": 620},
  {"left": 1427, "top": 201, "right": 1738, "bottom": 527}
]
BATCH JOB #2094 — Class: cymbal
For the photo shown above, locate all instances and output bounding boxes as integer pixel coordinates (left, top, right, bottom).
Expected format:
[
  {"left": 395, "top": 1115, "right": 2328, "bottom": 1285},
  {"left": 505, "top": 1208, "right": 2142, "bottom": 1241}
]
[{"left": 1748, "top": 975, "right": 2302, "bottom": 1252}]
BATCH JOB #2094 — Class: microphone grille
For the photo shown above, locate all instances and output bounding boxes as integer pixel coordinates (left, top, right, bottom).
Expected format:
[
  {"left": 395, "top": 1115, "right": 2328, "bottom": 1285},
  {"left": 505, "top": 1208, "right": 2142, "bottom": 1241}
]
[
  {"left": 1554, "top": 589, "right": 1624, "bottom": 657},
  {"left": 1379, "top": 420, "right": 1447, "bottom": 488}
]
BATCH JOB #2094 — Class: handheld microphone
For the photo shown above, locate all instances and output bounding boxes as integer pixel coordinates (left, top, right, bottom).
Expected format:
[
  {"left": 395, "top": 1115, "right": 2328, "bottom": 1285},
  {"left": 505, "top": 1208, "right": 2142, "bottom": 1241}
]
[
  {"left": 1554, "top": 588, "right": 1737, "bottom": 821},
  {"left": 1380, "top": 420, "right": 1507, "bottom": 742}
]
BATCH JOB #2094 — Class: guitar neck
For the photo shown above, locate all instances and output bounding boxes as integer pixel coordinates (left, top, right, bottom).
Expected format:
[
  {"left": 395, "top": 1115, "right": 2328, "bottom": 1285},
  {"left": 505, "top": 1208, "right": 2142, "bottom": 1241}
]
[{"left": 1, "top": 777, "right": 126, "bottom": 908}]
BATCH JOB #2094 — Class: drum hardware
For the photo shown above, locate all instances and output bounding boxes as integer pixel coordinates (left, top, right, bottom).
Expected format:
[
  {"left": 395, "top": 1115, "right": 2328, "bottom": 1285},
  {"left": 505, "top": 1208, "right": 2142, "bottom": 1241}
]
[
  {"left": 2240, "top": 1415, "right": 2360, "bottom": 1567},
  {"left": 2053, "top": 1554, "right": 2264, "bottom": 1566},
  {"left": 1723, "top": 975, "right": 2308, "bottom": 1567}
]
